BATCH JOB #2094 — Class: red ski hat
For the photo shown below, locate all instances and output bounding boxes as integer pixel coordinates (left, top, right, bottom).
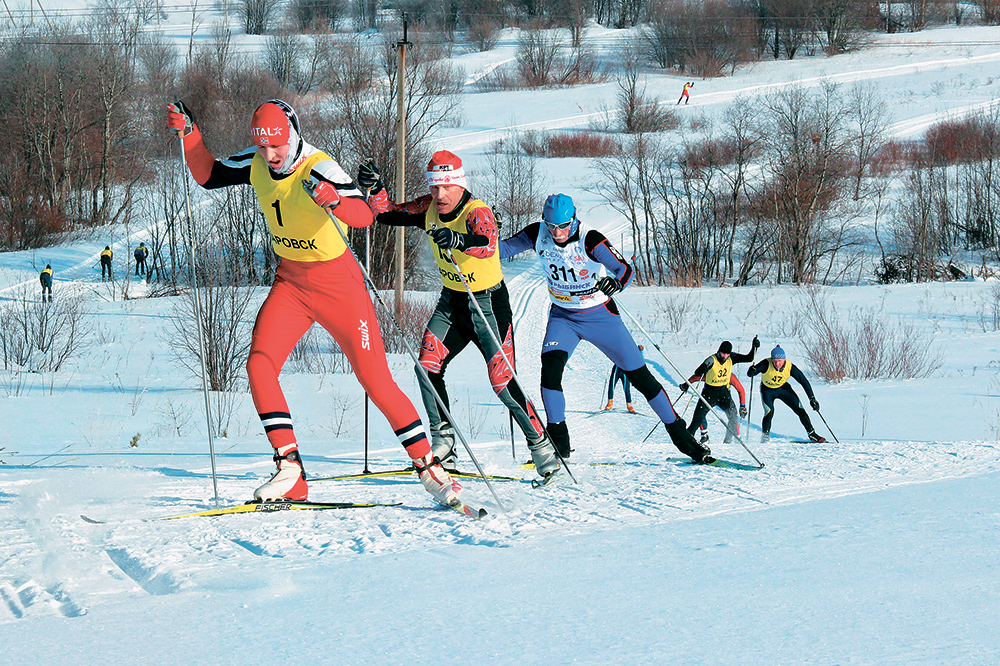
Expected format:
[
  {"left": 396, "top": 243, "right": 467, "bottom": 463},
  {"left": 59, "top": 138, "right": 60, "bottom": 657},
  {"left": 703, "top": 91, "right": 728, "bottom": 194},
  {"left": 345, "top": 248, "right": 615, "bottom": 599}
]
[
  {"left": 426, "top": 150, "right": 467, "bottom": 189},
  {"left": 250, "top": 99, "right": 300, "bottom": 148}
]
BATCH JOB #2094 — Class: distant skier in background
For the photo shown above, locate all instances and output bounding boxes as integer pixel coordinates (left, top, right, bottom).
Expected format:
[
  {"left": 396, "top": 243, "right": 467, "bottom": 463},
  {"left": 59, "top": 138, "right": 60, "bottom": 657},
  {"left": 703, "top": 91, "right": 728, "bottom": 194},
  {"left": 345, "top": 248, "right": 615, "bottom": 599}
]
[
  {"left": 100, "top": 246, "right": 114, "bottom": 281},
  {"left": 39, "top": 265, "right": 53, "bottom": 302},
  {"left": 679, "top": 338, "right": 758, "bottom": 446},
  {"left": 604, "top": 345, "right": 644, "bottom": 413},
  {"left": 358, "top": 152, "right": 560, "bottom": 481},
  {"left": 746, "top": 345, "right": 826, "bottom": 443},
  {"left": 677, "top": 81, "right": 693, "bottom": 105},
  {"left": 134, "top": 243, "right": 148, "bottom": 276},
  {"left": 500, "top": 193, "right": 712, "bottom": 464},
  {"left": 167, "top": 98, "right": 462, "bottom": 507}
]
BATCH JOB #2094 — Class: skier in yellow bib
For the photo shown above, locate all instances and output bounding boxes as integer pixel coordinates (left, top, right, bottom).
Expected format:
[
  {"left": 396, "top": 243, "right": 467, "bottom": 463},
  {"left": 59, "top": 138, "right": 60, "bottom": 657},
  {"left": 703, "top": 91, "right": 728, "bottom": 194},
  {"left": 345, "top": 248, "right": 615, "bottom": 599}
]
[
  {"left": 746, "top": 345, "right": 825, "bottom": 443},
  {"left": 679, "top": 337, "right": 758, "bottom": 446},
  {"left": 359, "top": 152, "right": 559, "bottom": 481}
]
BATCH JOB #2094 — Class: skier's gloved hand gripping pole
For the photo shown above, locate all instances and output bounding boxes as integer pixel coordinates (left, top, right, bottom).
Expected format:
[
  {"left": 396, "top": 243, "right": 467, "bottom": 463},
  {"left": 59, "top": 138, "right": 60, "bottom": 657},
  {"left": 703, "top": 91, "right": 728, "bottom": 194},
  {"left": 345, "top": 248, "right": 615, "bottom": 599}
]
[
  {"left": 302, "top": 177, "right": 509, "bottom": 512},
  {"left": 616, "top": 300, "right": 765, "bottom": 468},
  {"left": 430, "top": 223, "right": 578, "bottom": 484},
  {"left": 170, "top": 101, "right": 221, "bottom": 507}
]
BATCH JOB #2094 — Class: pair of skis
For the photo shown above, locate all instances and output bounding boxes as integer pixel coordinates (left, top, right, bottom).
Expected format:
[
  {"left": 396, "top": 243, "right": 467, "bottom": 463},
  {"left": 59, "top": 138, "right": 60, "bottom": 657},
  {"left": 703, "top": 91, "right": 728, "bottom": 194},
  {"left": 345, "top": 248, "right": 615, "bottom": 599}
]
[{"left": 81, "top": 496, "right": 489, "bottom": 523}]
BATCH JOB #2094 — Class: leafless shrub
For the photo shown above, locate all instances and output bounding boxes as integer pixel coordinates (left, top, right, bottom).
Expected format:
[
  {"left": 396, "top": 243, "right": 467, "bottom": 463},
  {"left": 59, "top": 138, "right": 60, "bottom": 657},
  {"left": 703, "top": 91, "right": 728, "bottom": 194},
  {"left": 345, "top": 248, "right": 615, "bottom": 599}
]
[
  {"left": 518, "top": 131, "right": 620, "bottom": 158},
  {"left": 0, "top": 289, "right": 93, "bottom": 373},
  {"left": 323, "top": 36, "right": 463, "bottom": 289},
  {"left": 478, "top": 134, "right": 548, "bottom": 235},
  {"left": 476, "top": 28, "right": 605, "bottom": 91},
  {"left": 162, "top": 280, "right": 257, "bottom": 392},
  {"left": 613, "top": 40, "right": 679, "bottom": 134},
  {"left": 376, "top": 294, "right": 436, "bottom": 354},
  {"left": 978, "top": 281, "right": 1000, "bottom": 332},
  {"left": 645, "top": 0, "right": 757, "bottom": 75},
  {"left": 797, "top": 288, "right": 941, "bottom": 383},
  {"left": 468, "top": 19, "right": 502, "bottom": 52},
  {"left": 289, "top": 0, "right": 345, "bottom": 32}
]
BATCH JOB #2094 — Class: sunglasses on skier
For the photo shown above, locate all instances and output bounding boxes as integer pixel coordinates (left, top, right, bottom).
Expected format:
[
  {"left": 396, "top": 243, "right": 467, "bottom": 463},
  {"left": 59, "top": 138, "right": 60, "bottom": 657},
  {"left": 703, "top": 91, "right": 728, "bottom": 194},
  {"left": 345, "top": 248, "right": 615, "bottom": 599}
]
[{"left": 545, "top": 218, "right": 574, "bottom": 231}]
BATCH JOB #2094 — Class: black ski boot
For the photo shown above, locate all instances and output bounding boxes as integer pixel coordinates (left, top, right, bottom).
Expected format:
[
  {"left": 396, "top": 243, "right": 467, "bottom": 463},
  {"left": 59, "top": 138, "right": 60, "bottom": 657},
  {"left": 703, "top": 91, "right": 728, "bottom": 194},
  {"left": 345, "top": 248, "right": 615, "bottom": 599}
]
[
  {"left": 666, "top": 418, "right": 713, "bottom": 463},
  {"left": 546, "top": 421, "right": 572, "bottom": 459}
]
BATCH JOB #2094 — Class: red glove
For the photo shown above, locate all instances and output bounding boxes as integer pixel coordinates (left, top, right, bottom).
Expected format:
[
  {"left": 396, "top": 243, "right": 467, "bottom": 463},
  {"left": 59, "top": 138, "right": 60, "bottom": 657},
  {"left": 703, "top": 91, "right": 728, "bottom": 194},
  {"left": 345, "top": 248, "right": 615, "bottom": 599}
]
[
  {"left": 302, "top": 174, "right": 341, "bottom": 210},
  {"left": 167, "top": 101, "right": 195, "bottom": 136}
]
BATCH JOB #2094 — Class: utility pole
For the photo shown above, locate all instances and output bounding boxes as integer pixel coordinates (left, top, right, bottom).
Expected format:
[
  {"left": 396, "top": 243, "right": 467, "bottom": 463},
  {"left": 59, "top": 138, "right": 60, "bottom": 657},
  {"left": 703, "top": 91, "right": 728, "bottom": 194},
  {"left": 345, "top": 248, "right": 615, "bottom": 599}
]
[{"left": 393, "top": 14, "right": 411, "bottom": 319}]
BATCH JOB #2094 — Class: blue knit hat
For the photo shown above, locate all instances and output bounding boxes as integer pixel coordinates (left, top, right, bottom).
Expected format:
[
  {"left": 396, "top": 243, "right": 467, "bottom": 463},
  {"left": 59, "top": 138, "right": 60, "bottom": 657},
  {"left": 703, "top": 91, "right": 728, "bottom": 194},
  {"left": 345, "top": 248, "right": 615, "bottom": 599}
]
[{"left": 771, "top": 345, "right": 785, "bottom": 360}]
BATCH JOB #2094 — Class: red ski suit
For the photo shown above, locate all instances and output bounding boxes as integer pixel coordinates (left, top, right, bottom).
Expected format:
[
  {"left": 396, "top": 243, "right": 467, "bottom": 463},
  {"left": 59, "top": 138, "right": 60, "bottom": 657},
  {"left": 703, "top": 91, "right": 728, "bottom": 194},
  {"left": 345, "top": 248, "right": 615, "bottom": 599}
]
[{"left": 178, "top": 125, "right": 430, "bottom": 460}]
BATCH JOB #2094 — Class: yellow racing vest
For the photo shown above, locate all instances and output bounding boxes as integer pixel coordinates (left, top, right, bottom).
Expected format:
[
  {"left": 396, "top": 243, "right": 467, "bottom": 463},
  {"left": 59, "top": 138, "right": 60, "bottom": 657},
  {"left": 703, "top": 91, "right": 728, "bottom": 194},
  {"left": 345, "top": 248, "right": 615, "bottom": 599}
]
[
  {"left": 761, "top": 359, "right": 793, "bottom": 389},
  {"left": 705, "top": 355, "right": 733, "bottom": 387},
  {"left": 426, "top": 199, "right": 503, "bottom": 292},
  {"left": 250, "top": 151, "right": 349, "bottom": 262}
]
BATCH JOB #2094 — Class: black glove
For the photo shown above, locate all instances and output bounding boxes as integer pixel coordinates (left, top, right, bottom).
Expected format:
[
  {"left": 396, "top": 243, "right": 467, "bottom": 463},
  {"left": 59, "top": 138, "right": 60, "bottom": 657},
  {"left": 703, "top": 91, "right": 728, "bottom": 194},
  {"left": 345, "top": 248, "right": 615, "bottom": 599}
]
[
  {"left": 595, "top": 275, "right": 623, "bottom": 296},
  {"left": 752, "top": 335, "right": 760, "bottom": 349},
  {"left": 356, "top": 159, "right": 384, "bottom": 195},
  {"left": 746, "top": 365, "right": 759, "bottom": 377},
  {"left": 678, "top": 382, "right": 689, "bottom": 394},
  {"left": 429, "top": 227, "right": 469, "bottom": 251},
  {"left": 739, "top": 404, "right": 747, "bottom": 418},
  {"left": 810, "top": 397, "right": 820, "bottom": 411}
]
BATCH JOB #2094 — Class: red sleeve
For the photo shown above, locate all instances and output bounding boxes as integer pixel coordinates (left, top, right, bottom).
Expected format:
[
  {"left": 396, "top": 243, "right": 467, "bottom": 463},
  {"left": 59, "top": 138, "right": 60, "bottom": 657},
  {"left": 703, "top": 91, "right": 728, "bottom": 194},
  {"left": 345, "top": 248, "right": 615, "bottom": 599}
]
[
  {"left": 337, "top": 196, "right": 375, "bottom": 229},
  {"left": 367, "top": 190, "right": 433, "bottom": 218},
  {"left": 462, "top": 205, "right": 498, "bottom": 259},
  {"left": 731, "top": 374, "right": 746, "bottom": 404},
  {"left": 182, "top": 125, "right": 215, "bottom": 186}
]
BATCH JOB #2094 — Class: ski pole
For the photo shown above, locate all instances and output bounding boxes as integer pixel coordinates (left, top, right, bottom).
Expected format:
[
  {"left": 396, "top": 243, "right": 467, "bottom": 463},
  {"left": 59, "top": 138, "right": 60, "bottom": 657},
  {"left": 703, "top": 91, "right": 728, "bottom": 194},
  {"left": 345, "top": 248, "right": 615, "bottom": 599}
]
[
  {"left": 363, "top": 179, "right": 373, "bottom": 474},
  {"left": 747, "top": 374, "right": 755, "bottom": 435},
  {"left": 816, "top": 408, "right": 840, "bottom": 443},
  {"left": 616, "top": 300, "right": 764, "bottom": 468},
  {"left": 436, "top": 237, "right": 577, "bottom": 484},
  {"left": 177, "top": 128, "right": 220, "bottom": 508},
  {"left": 314, "top": 205, "right": 508, "bottom": 512},
  {"left": 509, "top": 412, "right": 516, "bottom": 461}
]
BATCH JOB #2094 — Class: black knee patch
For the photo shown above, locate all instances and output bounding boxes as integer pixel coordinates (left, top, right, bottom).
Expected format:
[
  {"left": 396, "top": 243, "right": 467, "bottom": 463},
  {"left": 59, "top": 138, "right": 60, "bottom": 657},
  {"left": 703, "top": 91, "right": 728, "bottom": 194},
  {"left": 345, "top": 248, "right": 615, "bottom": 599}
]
[
  {"left": 540, "top": 351, "right": 568, "bottom": 390},
  {"left": 624, "top": 365, "right": 661, "bottom": 400}
]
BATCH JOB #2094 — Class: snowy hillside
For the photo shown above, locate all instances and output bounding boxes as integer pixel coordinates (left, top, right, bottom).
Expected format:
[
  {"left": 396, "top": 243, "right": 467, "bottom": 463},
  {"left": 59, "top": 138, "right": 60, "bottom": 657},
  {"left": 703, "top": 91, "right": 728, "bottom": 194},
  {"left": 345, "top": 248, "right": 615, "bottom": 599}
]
[{"left": 2, "top": 15, "right": 1000, "bottom": 666}]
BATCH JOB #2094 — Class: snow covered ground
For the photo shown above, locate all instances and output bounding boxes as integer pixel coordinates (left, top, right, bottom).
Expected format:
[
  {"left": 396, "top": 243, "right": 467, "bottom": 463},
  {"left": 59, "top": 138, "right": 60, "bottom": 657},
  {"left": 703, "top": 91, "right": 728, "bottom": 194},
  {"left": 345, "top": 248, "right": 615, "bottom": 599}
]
[{"left": 2, "top": 14, "right": 1000, "bottom": 665}]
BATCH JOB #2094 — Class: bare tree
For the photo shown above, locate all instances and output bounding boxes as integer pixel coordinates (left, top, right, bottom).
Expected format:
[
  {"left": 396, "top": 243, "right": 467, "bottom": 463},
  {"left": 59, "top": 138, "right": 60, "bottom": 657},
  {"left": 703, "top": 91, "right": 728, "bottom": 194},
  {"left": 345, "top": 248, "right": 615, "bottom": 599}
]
[
  {"left": 239, "top": 0, "right": 283, "bottom": 35},
  {"left": 163, "top": 274, "right": 257, "bottom": 393},
  {"left": 758, "top": 82, "right": 859, "bottom": 283},
  {"left": 479, "top": 134, "right": 548, "bottom": 236},
  {"left": 847, "top": 80, "right": 891, "bottom": 200},
  {"left": 324, "top": 36, "right": 463, "bottom": 288}
]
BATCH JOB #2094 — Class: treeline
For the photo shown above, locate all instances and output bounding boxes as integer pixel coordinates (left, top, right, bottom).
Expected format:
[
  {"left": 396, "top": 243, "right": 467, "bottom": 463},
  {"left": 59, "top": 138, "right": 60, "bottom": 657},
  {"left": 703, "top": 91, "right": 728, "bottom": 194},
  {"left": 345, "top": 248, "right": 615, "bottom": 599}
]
[
  {"left": 3, "top": 1, "right": 1000, "bottom": 289},
  {"left": 584, "top": 82, "right": 1000, "bottom": 286},
  {"left": 0, "top": 9, "right": 463, "bottom": 291}
]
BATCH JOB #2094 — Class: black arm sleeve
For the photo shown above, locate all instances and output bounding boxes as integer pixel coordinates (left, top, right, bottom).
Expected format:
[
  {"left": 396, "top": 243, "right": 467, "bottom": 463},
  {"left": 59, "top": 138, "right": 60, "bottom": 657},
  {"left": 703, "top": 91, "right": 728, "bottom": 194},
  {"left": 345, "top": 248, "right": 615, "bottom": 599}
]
[
  {"left": 374, "top": 209, "right": 428, "bottom": 229},
  {"left": 790, "top": 365, "right": 815, "bottom": 398}
]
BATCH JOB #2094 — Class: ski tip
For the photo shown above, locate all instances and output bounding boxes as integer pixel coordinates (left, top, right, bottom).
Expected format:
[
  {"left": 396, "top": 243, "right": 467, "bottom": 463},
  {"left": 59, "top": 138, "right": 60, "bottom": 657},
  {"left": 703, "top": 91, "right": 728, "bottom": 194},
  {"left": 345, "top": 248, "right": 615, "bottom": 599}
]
[{"left": 80, "top": 514, "right": 104, "bottom": 524}]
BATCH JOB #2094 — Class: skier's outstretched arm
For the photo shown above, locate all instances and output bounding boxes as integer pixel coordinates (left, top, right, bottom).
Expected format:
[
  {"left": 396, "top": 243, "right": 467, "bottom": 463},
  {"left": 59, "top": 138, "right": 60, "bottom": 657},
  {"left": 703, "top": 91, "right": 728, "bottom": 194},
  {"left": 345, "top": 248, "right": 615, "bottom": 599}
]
[
  {"left": 499, "top": 222, "right": 541, "bottom": 260},
  {"left": 167, "top": 101, "right": 253, "bottom": 189}
]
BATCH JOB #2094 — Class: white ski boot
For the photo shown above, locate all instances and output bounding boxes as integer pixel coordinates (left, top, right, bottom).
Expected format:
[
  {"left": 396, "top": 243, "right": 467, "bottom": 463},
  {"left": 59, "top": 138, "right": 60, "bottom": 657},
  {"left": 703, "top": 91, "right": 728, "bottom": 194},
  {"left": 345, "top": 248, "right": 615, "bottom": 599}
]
[
  {"left": 528, "top": 433, "right": 561, "bottom": 478},
  {"left": 430, "top": 422, "right": 458, "bottom": 471},
  {"left": 254, "top": 445, "right": 308, "bottom": 501},
  {"left": 413, "top": 453, "right": 462, "bottom": 505}
]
